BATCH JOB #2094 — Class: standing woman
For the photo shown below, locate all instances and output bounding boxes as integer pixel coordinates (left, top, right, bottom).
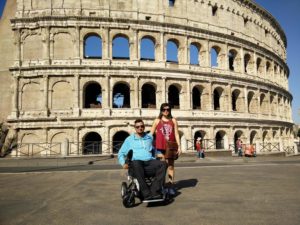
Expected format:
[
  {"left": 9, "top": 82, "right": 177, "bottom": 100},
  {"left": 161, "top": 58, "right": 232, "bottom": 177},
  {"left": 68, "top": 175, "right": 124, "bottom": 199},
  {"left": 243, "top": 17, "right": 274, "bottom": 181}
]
[{"left": 150, "top": 103, "right": 181, "bottom": 194}]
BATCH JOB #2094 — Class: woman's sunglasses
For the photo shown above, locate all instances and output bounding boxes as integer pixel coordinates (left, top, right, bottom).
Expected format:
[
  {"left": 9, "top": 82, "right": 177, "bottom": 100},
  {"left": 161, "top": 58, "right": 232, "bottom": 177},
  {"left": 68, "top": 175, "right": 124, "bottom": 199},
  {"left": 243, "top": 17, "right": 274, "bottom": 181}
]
[{"left": 162, "top": 108, "right": 170, "bottom": 112}]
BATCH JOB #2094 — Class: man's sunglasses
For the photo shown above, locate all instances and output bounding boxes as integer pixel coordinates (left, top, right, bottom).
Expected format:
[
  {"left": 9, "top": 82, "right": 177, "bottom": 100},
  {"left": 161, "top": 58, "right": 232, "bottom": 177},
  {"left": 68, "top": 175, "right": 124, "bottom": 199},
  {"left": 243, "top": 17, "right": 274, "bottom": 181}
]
[{"left": 135, "top": 125, "right": 145, "bottom": 129}]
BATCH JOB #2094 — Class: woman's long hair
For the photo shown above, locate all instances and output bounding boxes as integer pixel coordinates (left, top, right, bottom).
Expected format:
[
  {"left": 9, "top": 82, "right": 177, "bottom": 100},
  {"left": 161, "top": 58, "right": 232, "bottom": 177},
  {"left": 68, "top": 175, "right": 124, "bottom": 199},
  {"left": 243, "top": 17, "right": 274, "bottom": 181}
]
[{"left": 158, "top": 103, "right": 173, "bottom": 119}]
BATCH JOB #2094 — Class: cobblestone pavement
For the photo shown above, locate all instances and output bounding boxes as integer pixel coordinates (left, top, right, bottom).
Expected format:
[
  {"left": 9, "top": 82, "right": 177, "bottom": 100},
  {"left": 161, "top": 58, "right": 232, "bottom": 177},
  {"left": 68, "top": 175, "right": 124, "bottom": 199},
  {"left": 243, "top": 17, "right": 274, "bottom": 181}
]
[{"left": 0, "top": 156, "right": 300, "bottom": 225}]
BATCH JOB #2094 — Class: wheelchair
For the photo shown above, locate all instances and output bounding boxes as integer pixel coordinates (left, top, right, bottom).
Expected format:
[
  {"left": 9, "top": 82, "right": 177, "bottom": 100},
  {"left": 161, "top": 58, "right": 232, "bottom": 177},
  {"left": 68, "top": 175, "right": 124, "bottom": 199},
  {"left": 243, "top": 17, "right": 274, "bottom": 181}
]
[{"left": 120, "top": 150, "right": 171, "bottom": 208}]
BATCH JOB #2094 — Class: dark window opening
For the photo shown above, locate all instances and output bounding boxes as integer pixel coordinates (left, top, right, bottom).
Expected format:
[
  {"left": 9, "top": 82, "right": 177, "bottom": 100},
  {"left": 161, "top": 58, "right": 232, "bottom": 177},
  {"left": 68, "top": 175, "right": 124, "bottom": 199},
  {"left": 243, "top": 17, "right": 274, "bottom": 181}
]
[
  {"left": 213, "top": 89, "right": 221, "bottom": 110},
  {"left": 169, "top": 0, "right": 175, "bottom": 6},
  {"left": 84, "top": 82, "right": 102, "bottom": 108},
  {"left": 232, "top": 93, "right": 237, "bottom": 111},
  {"left": 234, "top": 131, "right": 242, "bottom": 153},
  {"left": 142, "top": 84, "right": 156, "bottom": 108},
  {"left": 84, "top": 35, "right": 102, "bottom": 59},
  {"left": 113, "top": 131, "right": 129, "bottom": 154},
  {"left": 244, "top": 54, "right": 250, "bottom": 73},
  {"left": 212, "top": 6, "right": 218, "bottom": 16},
  {"left": 192, "top": 87, "right": 201, "bottom": 109},
  {"left": 83, "top": 132, "right": 102, "bottom": 155},
  {"left": 168, "top": 85, "right": 180, "bottom": 109},
  {"left": 244, "top": 18, "right": 248, "bottom": 26},
  {"left": 215, "top": 132, "right": 224, "bottom": 149},
  {"left": 113, "top": 83, "right": 130, "bottom": 108},
  {"left": 228, "top": 50, "right": 236, "bottom": 71}
]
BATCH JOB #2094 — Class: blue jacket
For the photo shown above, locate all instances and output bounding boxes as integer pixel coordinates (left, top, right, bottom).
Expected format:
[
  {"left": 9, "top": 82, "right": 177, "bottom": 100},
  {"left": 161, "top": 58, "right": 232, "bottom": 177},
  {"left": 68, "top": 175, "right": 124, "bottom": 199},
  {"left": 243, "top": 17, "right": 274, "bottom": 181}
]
[{"left": 118, "top": 133, "right": 155, "bottom": 166}]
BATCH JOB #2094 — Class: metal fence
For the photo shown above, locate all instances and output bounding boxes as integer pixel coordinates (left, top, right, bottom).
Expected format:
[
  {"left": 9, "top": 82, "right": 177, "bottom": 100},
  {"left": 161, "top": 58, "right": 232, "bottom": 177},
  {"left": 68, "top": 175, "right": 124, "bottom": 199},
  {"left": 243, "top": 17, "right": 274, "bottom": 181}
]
[
  {"left": 13, "top": 142, "right": 62, "bottom": 157},
  {"left": 186, "top": 139, "right": 224, "bottom": 152},
  {"left": 259, "top": 142, "right": 280, "bottom": 153}
]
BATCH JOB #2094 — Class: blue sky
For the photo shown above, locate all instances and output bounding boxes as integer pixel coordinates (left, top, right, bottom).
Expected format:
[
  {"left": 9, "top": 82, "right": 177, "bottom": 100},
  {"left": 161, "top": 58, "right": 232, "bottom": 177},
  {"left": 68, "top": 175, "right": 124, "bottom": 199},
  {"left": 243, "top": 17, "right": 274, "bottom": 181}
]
[{"left": 0, "top": 0, "right": 299, "bottom": 124}]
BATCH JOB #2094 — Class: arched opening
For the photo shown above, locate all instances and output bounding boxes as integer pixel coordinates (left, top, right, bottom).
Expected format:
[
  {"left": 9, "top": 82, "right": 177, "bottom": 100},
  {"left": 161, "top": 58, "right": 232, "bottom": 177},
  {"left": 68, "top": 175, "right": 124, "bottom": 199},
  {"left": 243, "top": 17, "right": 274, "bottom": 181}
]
[
  {"left": 113, "top": 131, "right": 130, "bottom": 154},
  {"left": 113, "top": 83, "right": 130, "bottom": 108},
  {"left": 247, "top": 91, "right": 257, "bottom": 113},
  {"left": 83, "top": 132, "right": 102, "bottom": 155},
  {"left": 250, "top": 130, "right": 257, "bottom": 145},
  {"left": 234, "top": 130, "right": 243, "bottom": 153},
  {"left": 140, "top": 37, "right": 155, "bottom": 61},
  {"left": 262, "top": 131, "right": 268, "bottom": 143},
  {"left": 211, "top": 46, "right": 219, "bottom": 67},
  {"left": 142, "top": 83, "right": 156, "bottom": 108},
  {"left": 112, "top": 35, "right": 130, "bottom": 59},
  {"left": 232, "top": 89, "right": 240, "bottom": 111},
  {"left": 84, "top": 82, "right": 102, "bottom": 108},
  {"left": 194, "top": 130, "right": 205, "bottom": 150},
  {"left": 228, "top": 50, "right": 237, "bottom": 71},
  {"left": 84, "top": 34, "right": 102, "bottom": 58},
  {"left": 167, "top": 39, "right": 179, "bottom": 63},
  {"left": 260, "top": 93, "right": 268, "bottom": 115},
  {"left": 256, "top": 57, "right": 263, "bottom": 76},
  {"left": 192, "top": 86, "right": 203, "bottom": 109},
  {"left": 244, "top": 54, "right": 251, "bottom": 73},
  {"left": 213, "top": 88, "right": 223, "bottom": 110},
  {"left": 168, "top": 85, "right": 180, "bottom": 109},
  {"left": 215, "top": 131, "right": 225, "bottom": 149},
  {"left": 190, "top": 43, "right": 200, "bottom": 65},
  {"left": 266, "top": 61, "right": 271, "bottom": 76}
]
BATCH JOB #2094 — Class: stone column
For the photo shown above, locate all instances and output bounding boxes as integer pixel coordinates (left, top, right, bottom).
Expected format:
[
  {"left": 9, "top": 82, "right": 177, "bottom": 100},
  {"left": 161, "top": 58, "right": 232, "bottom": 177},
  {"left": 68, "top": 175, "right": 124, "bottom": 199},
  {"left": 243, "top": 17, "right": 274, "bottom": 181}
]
[
  {"left": 73, "top": 127, "right": 80, "bottom": 155},
  {"left": 102, "top": 27, "right": 110, "bottom": 60},
  {"left": 13, "top": 29, "right": 21, "bottom": 66},
  {"left": 257, "top": 89, "right": 261, "bottom": 115},
  {"left": 42, "top": 27, "right": 50, "bottom": 63},
  {"left": 161, "top": 76, "right": 167, "bottom": 103},
  {"left": 244, "top": 86, "right": 248, "bottom": 113},
  {"left": 43, "top": 75, "right": 49, "bottom": 116},
  {"left": 75, "top": 26, "right": 81, "bottom": 62},
  {"left": 208, "top": 82, "right": 212, "bottom": 111},
  {"left": 253, "top": 52, "right": 257, "bottom": 76},
  {"left": 227, "top": 83, "right": 232, "bottom": 112},
  {"left": 73, "top": 73, "right": 80, "bottom": 116},
  {"left": 130, "top": 28, "right": 138, "bottom": 62},
  {"left": 134, "top": 75, "right": 139, "bottom": 108},
  {"left": 159, "top": 32, "right": 165, "bottom": 63},
  {"left": 240, "top": 48, "right": 245, "bottom": 74},
  {"left": 267, "top": 91, "right": 271, "bottom": 118},
  {"left": 12, "top": 74, "right": 20, "bottom": 118},
  {"left": 186, "top": 78, "right": 191, "bottom": 110}
]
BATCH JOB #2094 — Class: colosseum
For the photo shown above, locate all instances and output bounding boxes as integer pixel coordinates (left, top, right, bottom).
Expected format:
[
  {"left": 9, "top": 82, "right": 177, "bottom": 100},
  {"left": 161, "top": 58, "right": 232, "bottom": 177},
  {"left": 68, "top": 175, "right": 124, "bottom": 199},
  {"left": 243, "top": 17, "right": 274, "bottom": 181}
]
[{"left": 0, "top": 0, "right": 297, "bottom": 157}]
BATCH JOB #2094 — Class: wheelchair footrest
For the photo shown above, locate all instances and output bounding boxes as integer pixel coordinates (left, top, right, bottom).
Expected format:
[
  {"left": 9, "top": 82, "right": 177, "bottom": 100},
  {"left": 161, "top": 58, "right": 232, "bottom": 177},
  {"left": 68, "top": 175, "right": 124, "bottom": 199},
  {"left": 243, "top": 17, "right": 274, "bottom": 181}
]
[{"left": 143, "top": 198, "right": 165, "bottom": 203}]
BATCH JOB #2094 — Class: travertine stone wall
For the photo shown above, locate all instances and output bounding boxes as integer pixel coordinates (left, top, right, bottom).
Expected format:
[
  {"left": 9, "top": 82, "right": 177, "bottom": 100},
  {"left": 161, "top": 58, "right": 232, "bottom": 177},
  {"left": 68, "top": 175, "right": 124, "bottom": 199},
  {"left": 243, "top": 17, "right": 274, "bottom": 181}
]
[{"left": 0, "top": 0, "right": 295, "bottom": 155}]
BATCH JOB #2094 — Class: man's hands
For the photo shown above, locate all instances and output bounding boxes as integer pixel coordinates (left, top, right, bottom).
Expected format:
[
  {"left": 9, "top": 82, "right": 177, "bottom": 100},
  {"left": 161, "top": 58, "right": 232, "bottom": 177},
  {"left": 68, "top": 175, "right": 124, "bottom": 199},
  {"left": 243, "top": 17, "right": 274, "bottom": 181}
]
[{"left": 123, "top": 164, "right": 129, "bottom": 169}]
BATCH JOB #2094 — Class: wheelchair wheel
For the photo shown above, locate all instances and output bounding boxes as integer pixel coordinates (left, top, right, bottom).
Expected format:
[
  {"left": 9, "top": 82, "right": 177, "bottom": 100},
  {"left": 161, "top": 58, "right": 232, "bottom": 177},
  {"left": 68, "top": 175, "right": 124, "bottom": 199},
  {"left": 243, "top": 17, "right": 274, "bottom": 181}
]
[
  {"left": 122, "top": 192, "right": 135, "bottom": 208},
  {"left": 121, "top": 182, "right": 128, "bottom": 198}
]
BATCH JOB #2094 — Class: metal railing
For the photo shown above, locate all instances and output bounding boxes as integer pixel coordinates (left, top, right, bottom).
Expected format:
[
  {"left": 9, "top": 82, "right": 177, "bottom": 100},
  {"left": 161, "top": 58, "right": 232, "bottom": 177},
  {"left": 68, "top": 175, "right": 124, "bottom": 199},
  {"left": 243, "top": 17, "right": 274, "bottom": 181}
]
[
  {"left": 259, "top": 142, "right": 280, "bottom": 152},
  {"left": 229, "top": 144, "right": 256, "bottom": 154},
  {"left": 14, "top": 142, "right": 62, "bottom": 157},
  {"left": 283, "top": 146, "right": 295, "bottom": 155},
  {"left": 186, "top": 139, "right": 223, "bottom": 151}
]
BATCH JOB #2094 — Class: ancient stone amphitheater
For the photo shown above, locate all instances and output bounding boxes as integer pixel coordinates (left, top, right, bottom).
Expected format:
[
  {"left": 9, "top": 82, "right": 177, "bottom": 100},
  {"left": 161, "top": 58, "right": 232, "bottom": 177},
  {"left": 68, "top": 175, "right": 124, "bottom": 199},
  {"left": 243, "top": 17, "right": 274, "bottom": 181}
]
[{"left": 0, "top": 0, "right": 296, "bottom": 157}]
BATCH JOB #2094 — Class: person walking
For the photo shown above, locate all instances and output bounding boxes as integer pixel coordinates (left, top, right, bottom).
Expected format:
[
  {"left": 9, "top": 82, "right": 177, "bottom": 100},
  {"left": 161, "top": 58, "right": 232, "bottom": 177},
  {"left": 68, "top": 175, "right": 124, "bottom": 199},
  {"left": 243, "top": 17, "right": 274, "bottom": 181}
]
[
  {"left": 150, "top": 103, "right": 181, "bottom": 195},
  {"left": 196, "top": 137, "right": 204, "bottom": 159}
]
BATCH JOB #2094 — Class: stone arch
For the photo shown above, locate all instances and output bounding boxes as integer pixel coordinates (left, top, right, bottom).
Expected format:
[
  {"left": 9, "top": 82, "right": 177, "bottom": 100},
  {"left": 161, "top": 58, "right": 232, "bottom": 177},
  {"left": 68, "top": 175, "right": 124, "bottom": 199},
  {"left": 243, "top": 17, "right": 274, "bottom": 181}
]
[
  {"left": 262, "top": 130, "right": 270, "bottom": 143},
  {"left": 215, "top": 130, "right": 226, "bottom": 149},
  {"left": 82, "top": 132, "right": 102, "bottom": 154},
  {"left": 260, "top": 93, "right": 268, "bottom": 115},
  {"left": 194, "top": 130, "right": 206, "bottom": 150},
  {"left": 21, "top": 82, "right": 43, "bottom": 111},
  {"left": 83, "top": 81, "right": 102, "bottom": 108},
  {"left": 84, "top": 33, "right": 102, "bottom": 58},
  {"left": 190, "top": 42, "right": 201, "bottom": 65},
  {"left": 168, "top": 84, "right": 181, "bottom": 109},
  {"left": 213, "top": 87, "right": 225, "bottom": 111},
  {"left": 141, "top": 83, "right": 156, "bottom": 108},
  {"left": 166, "top": 39, "right": 179, "bottom": 63},
  {"left": 50, "top": 132, "right": 70, "bottom": 155},
  {"left": 248, "top": 91, "right": 258, "bottom": 113},
  {"left": 228, "top": 49, "right": 239, "bottom": 71},
  {"left": 234, "top": 130, "right": 243, "bottom": 153},
  {"left": 140, "top": 35, "right": 156, "bottom": 61},
  {"left": 20, "top": 133, "right": 40, "bottom": 156},
  {"left": 23, "top": 33, "right": 43, "bottom": 60},
  {"left": 53, "top": 32, "right": 75, "bottom": 59},
  {"left": 51, "top": 81, "right": 73, "bottom": 110},
  {"left": 192, "top": 85, "right": 204, "bottom": 110},
  {"left": 112, "top": 82, "right": 130, "bottom": 108},
  {"left": 112, "top": 130, "right": 130, "bottom": 154},
  {"left": 232, "top": 88, "right": 244, "bottom": 112},
  {"left": 211, "top": 45, "right": 221, "bottom": 67},
  {"left": 256, "top": 57, "right": 264, "bottom": 76},
  {"left": 250, "top": 130, "right": 258, "bottom": 145},
  {"left": 244, "top": 53, "right": 254, "bottom": 74},
  {"left": 112, "top": 34, "right": 130, "bottom": 59}
]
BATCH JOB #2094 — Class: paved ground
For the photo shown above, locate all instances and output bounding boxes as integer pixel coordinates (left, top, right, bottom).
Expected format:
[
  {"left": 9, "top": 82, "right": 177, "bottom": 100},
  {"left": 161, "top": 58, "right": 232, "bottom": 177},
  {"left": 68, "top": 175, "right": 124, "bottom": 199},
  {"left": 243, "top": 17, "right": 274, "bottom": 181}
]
[{"left": 0, "top": 156, "right": 300, "bottom": 225}]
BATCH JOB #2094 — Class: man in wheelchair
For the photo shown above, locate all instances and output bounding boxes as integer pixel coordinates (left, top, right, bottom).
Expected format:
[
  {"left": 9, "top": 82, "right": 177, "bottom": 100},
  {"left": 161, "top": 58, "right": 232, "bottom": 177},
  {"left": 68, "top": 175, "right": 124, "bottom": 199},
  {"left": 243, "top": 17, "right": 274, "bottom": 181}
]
[{"left": 118, "top": 119, "right": 167, "bottom": 201}]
